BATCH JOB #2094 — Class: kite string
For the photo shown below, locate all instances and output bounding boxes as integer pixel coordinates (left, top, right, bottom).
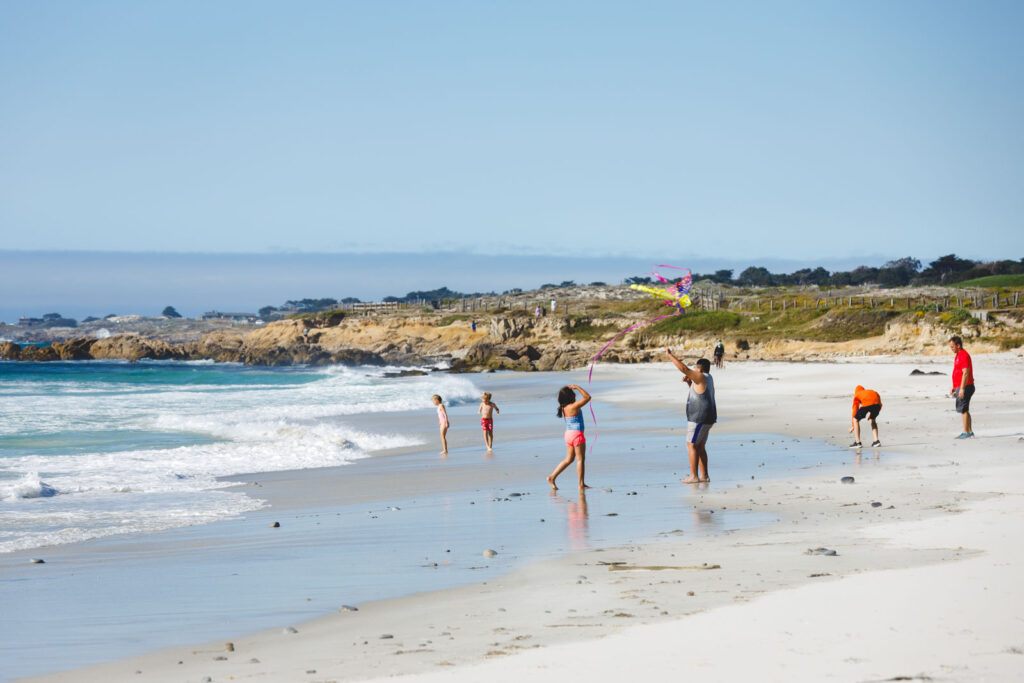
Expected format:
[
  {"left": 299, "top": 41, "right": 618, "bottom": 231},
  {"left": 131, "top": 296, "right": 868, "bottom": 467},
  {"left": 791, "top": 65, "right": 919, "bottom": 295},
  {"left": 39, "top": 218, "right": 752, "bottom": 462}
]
[{"left": 585, "top": 312, "right": 680, "bottom": 448}]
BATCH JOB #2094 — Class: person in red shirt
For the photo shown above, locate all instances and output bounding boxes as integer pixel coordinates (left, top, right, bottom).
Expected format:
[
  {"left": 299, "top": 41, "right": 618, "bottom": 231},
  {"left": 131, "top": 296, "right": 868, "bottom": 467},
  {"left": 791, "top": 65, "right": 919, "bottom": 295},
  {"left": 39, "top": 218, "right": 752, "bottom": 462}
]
[
  {"left": 848, "top": 385, "right": 882, "bottom": 448},
  {"left": 949, "top": 335, "right": 975, "bottom": 438}
]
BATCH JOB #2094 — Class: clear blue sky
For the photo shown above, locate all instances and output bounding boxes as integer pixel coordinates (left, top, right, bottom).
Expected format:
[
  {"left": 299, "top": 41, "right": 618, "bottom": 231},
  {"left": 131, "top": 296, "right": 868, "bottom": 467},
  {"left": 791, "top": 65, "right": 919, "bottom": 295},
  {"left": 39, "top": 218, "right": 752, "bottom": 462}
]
[{"left": 2, "top": 1, "right": 1022, "bottom": 262}]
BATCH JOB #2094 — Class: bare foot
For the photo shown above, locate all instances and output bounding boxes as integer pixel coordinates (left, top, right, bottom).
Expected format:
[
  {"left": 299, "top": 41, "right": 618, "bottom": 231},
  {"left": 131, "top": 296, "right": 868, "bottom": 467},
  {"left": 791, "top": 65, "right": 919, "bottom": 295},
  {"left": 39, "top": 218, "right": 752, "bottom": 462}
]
[
  {"left": 440, "top": 451, "right": 448, "bottom": 456},
  {"left": 580, "top": 483, "right": 591, "bottom": 490},
  {"left": 547, "top": 475, "right": 558, "bottom": 490},
  {"left": 699, "top": 477, "right": 710, "bottom": 483},
  {"left": 681, "top": 475, "right": 700, "bottom": 484}
]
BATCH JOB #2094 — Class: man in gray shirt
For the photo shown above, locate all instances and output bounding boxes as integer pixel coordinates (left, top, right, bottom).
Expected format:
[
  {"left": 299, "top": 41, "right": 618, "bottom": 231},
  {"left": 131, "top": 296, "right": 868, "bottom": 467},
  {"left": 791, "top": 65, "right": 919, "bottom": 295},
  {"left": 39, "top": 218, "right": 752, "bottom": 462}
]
[{"left": 666, "top": 349, "right": 717, "bottom": 484}]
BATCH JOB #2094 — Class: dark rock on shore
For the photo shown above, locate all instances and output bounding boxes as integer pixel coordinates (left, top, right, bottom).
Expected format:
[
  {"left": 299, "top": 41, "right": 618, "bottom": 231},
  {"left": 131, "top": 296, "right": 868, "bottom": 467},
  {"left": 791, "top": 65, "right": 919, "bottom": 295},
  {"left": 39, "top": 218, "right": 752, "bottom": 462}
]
[
  {"left": 52, "top": 338, "right": 97, "bottom": 360},
  {"left": 0, "top": 341, "right": 21, "bottom": 360}
]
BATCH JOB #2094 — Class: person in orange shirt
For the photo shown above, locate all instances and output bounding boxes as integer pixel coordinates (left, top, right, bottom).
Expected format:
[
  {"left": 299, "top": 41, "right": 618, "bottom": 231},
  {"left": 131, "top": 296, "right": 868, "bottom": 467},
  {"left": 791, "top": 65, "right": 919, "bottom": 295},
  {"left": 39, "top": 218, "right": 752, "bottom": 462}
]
[{"left": 849, "top": 385, "right": 882, "bottom": 448}]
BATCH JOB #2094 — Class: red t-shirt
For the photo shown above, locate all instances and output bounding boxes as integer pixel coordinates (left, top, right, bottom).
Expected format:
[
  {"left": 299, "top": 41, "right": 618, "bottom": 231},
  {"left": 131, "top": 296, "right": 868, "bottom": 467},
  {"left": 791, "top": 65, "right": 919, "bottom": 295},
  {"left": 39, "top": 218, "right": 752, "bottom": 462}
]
[{"left": 952, "top": 348, "right": 974, "bottom": 388}]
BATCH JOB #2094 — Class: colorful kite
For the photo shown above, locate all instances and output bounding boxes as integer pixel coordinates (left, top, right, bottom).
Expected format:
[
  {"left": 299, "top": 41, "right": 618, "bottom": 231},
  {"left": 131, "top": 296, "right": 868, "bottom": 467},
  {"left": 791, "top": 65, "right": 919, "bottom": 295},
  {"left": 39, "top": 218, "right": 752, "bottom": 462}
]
[{"left": 584, "top": 265, "right": 694, "bottom": 444}]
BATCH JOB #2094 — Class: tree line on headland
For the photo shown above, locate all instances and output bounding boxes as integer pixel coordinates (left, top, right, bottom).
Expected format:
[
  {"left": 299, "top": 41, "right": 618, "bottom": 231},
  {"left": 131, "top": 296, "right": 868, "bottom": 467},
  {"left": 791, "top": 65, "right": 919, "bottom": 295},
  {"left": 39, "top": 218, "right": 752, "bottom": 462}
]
[
  {"left": 261, "top": 254, "right": 1023, "bottom": 317},
  {"left": 629, "top": 254, "right": 1024, "bottom": 289}
]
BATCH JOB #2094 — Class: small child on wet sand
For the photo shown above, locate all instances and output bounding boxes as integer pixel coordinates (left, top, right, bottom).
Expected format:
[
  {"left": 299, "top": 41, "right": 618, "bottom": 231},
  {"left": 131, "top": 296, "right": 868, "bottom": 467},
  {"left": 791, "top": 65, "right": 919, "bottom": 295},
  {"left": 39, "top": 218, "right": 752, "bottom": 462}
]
[
  {"left": 432, "top": 394, "right": 449, "bottom": 455},
  {"left": 478, "top": 392, "right": 499, "bottom": 452},
  {"left": 548, "top": 384, "right": 591, "bottom": 491}
]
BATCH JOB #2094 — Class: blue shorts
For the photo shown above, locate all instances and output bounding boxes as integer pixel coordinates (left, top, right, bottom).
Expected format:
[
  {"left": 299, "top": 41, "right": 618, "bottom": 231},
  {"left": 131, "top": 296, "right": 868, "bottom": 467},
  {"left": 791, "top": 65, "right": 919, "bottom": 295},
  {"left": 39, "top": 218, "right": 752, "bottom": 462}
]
[{"left": 687, "top": 422, "right": 712, "bottom": 446}]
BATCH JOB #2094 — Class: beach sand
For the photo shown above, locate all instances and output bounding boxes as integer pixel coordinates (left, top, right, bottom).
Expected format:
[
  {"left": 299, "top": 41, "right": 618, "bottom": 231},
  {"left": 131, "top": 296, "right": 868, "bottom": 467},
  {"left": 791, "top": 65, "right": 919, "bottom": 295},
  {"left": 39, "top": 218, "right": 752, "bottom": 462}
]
[{"left": 19, "top": 353, "right": 1024, "bottom": 682}]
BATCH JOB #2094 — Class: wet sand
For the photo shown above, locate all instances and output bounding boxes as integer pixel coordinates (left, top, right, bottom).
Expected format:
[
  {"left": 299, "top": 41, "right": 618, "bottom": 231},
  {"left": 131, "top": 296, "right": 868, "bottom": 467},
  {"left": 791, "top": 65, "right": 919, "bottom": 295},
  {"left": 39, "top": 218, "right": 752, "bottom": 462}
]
[{"left": 16, "top": 353, "right": 1024, "bottom": 682}]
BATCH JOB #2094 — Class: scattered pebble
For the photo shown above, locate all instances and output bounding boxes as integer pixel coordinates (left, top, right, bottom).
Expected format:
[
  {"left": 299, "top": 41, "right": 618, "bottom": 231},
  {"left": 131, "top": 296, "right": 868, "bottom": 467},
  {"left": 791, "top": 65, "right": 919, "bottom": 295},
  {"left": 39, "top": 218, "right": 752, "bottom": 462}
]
[
  {"left": 483, "top": 549, "right": 497, "bottom": 558},
  {"left": 270, "top": 521, "right": 280, "bottom": 528},
  {"left": 283, "top": 626, "right": 298, "bottom": 634},
  {"left": 224, "top": 642, "right": 234, "bottom": 651},
  {"left": 871, "top": 501, "right": 883, "bottom": 508},
  {"left": 840, "top": 476, "right": 855, "bottom": 484},
  {"left": 340, "top": 605, "right": 358, "bottom": 612},
  {"left": 380, "top": 633, "right": 394, "bottom": 639},
  {"left": 249, "top": 658, "right": 261, "bottom": 663},
  {"left": 804, "top": 547, "right": 838, "bottom": 556},
  {"left": 213, "top": 655, "right": 227, "bottom": 661},
  {"left": 686, "top": 591, "right": 695, "bottom": 596},
  {"left": 306, "top": 670, "right": 317, "bottom": 674},
  {"left": 30, "top": 558, "right": 44, "bottom": 564}
]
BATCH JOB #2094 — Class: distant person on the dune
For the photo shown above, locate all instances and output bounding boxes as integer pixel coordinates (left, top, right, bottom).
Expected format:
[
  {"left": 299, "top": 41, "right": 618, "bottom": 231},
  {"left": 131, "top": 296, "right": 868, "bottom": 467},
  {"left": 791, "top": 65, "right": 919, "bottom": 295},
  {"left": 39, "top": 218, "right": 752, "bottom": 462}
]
[
  {"left": 478, "top": 392, "right": 499, "bottom": 452},
  {"left": 713, "top": 340, "right": 725, "bottom": 368},
  {"left": 949, "top": 335, "right": 975, "bottom": 439},
  {"left": 432, "top": 394, "right": 449, "bottom": 455},
  {"left": 849, "top": 385, "right": 882, "bottom": 448},
  {"left": 666, "top": 349, "right": 716, "bottom": 484}
]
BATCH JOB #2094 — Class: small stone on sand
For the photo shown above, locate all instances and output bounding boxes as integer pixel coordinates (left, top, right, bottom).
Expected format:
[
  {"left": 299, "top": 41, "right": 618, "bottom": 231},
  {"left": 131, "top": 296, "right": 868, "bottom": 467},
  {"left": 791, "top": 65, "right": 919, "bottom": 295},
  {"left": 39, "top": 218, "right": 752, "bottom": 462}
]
[
  {"left": 30, "top": 558, "right": 44, "bottom": 564},
  {"left": 283, "top": 626, "right": 298, "bottom": 634},
  {"left": 380, "top": 633, "right": 394, "bottom": 639},
  {"left": 871, "top": 501, "right": 882, "bottom": 507},
  {"left": 483, "top": 549, "right": 497, "bottom": 558},
  {"left": 840, "top": 476, "right": 855, "bottom": 484},
  {"left": 340, "top": 605, "right": 359, "bottom": 612},
  {"left": 270, "top": 521, "right": 280, "bottom": 528}
]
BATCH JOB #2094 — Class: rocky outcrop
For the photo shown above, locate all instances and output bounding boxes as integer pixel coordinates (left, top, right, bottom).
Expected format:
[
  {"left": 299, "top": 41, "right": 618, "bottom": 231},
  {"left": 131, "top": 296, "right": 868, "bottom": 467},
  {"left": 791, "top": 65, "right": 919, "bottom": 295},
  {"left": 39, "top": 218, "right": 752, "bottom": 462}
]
[
  {"left": 5, "top": 309, "right": 1018, "bottom": 369},
  {"left": 17, "top": 345, "right": 59, "bottom": 361},
  {"left": 178, "top": 331, "right": 240, "bottom": 362},
  {"left": 51, "top": 338, "right": 97, "bottom": 360},
  {"left": 91, "top": 335, "right": 184, "bottom": 360},
  {"left": 0, "top": 341, "right": 21, "bottom": 360}
]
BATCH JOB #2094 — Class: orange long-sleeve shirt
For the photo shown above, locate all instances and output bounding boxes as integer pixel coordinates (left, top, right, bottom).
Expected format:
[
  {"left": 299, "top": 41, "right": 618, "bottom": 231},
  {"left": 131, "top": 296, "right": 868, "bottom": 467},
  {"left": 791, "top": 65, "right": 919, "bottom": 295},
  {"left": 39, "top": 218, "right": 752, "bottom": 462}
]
[{"left": 852, "top": 386, "right": 881, "bottom": 417}]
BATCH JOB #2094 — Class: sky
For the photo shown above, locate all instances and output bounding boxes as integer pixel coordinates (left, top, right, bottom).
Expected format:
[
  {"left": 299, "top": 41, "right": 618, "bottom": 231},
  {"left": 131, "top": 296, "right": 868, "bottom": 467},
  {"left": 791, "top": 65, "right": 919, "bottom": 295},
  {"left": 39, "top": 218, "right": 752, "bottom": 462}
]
[{"left": 2, "top": 1, "right": 1023, "bottom": 264}]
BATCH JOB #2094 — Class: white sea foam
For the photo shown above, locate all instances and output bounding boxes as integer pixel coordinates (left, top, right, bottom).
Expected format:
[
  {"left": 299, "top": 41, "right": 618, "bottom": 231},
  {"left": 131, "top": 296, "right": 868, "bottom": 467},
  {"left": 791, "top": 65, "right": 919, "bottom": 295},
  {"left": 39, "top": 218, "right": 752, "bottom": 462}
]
[
  {"left": 0, "top": 472, "right": 58, "bottom": 500},
  {"left": 0, "top": 363, "right": 481, "bottom": 553}
]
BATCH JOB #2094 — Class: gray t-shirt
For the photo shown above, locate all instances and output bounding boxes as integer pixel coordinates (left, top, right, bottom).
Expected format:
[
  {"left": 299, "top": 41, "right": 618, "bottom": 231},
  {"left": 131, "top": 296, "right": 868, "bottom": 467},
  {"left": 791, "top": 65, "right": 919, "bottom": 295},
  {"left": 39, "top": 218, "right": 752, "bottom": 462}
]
[{"left": 686, "top": 373, "right": 717, "bottom": 425}]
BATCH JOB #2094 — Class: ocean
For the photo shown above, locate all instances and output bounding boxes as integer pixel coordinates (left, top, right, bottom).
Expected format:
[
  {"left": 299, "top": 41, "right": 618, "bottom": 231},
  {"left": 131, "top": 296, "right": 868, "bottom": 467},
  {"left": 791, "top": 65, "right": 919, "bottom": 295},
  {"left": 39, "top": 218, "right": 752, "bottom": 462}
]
[{"left": 0, "top": 360, "right": 481, "bottom": 554}]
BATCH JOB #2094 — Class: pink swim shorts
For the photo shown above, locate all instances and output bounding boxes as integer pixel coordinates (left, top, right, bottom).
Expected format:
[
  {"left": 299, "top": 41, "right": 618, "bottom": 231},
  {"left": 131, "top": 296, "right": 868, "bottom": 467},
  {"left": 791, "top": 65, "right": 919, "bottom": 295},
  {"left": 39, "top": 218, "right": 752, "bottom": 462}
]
[
  {"left": 481, "top": 418, "right": 493, "bottom": 432},
  {"left": 564, "top": 430, "right": 585, "bottom": 447}
]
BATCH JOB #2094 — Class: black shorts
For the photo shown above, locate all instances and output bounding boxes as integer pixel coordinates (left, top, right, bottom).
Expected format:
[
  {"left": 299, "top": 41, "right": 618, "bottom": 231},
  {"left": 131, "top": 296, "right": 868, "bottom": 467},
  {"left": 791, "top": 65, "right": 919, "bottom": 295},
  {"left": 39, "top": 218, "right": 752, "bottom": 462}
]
[
  {"left": 854, "top": 404, "right": 881, "bottom": 421},
  {"left": 955, "top": 384, "right": 975, "bottom": 413}
]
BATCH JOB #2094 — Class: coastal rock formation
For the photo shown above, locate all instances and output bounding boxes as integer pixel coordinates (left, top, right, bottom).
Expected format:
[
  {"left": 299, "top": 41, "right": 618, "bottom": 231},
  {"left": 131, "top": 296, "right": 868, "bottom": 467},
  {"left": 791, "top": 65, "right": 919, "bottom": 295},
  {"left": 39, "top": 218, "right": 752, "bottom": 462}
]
[
  {"left": 51, "top": 338, "right": 97, "bottom": 360},
  {"left": 0, "top": 341, "right": 21, "bottom": 360},
  {"left": 17, "top": 345, "right": 59, "bottom": 361},
  {"left": 185, "top": 330, "right": 246, "bottom": 363},
  {"left": 4, "top": 306, "right": 1018, "bottom": 368},
  {"left": 90, "top": 335, "right": 185, "bottom": 360}
]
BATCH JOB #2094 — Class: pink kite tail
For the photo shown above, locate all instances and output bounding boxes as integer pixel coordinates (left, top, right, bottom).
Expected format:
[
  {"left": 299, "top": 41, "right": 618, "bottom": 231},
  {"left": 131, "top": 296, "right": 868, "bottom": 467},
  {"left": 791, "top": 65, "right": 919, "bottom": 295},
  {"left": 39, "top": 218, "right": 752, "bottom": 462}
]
[{"left": 585, "top": 312, "right": 680, "bottom": 449}]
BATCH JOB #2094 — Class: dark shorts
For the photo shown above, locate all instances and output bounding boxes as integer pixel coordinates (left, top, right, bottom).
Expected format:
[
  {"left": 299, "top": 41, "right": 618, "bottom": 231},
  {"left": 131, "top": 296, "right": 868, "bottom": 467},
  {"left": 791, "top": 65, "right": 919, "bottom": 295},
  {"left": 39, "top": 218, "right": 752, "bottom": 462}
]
[
  {"left": 854, "top": 404, "right": 881, "bottom": 421},
  {"left": 955, "top": 384, "right": 975, "bottom": 413}
]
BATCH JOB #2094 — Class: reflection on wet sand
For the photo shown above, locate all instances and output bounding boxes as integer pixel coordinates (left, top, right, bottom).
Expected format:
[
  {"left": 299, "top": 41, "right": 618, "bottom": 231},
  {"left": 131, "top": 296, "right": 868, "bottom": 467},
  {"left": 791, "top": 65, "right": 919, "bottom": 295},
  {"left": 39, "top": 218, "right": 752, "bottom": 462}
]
[{"left": 551, "top": 490, "right": 590, "bottom": 550}]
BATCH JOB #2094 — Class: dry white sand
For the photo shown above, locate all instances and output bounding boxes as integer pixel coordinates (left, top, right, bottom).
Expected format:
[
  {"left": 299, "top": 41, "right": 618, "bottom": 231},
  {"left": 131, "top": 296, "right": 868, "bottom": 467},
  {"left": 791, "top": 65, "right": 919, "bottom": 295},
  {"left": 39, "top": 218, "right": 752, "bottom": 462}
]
[{"left": 27, "top": 352, "right": 1024, "bottom": 682}]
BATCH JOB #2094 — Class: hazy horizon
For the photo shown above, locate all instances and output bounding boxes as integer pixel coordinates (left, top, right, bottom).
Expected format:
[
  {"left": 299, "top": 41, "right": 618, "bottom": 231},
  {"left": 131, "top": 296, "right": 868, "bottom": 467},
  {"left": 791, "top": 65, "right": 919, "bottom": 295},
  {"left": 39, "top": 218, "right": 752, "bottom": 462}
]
[{"left": 1, "top": 249, "right": 1012, "bottom": 324}]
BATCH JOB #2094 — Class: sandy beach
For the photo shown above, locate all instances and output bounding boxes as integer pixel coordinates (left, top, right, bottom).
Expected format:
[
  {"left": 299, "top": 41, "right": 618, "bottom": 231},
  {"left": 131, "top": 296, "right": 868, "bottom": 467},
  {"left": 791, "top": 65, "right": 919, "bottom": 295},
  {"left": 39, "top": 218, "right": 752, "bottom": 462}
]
[{"left": 17, "top": 352, "right": 1024, "bottom": 682}]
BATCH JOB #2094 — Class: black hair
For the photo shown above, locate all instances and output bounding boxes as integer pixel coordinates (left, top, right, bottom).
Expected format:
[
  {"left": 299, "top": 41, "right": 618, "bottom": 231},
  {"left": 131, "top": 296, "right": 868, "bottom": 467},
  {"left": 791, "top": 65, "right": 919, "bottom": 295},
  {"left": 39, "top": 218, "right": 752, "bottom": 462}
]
[
  {"left": 950, "top": 335, "right": 963, "bottom": 347},
  {"left": 556, "top": 386, "right": 575, "bottom": 417},
  {"left": 696, "top": 358, "right": 711, "bottom": 373}
]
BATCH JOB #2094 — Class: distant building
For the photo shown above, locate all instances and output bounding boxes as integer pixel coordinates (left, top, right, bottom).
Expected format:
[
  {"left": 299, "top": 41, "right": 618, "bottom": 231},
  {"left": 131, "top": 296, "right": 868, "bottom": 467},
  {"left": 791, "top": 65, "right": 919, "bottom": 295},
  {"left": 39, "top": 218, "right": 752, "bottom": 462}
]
[
  {"left": 201, "top": 311, "right": 258, "bottom": 323},
  {"left": 18, "top": 317, "right": 45, "bottom": 326}
]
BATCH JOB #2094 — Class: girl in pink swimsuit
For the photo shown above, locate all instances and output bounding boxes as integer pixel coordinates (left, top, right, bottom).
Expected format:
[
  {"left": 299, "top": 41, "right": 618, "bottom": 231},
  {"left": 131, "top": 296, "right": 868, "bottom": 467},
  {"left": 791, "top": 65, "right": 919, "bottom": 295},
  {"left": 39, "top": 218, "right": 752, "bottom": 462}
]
[
  {"left": 547, "top": 384, "right": 591, "bottom": 490},
  {"left": 432, "top": 394, "right": 449, "bottom": 455}
]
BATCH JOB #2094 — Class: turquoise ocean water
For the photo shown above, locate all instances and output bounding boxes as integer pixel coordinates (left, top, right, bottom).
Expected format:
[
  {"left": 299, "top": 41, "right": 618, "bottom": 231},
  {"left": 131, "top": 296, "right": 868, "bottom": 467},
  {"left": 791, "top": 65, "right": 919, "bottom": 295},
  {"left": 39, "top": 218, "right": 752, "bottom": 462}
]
[{"left": 0, "top": 360, "right": 480, "bottom": 554}]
